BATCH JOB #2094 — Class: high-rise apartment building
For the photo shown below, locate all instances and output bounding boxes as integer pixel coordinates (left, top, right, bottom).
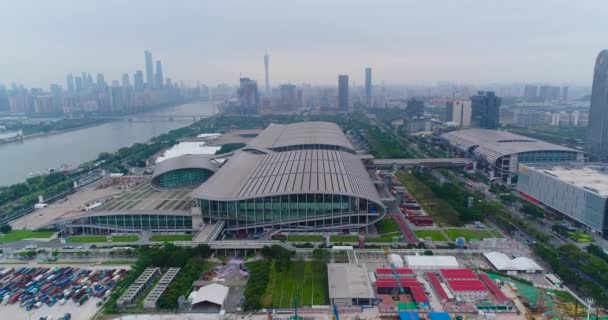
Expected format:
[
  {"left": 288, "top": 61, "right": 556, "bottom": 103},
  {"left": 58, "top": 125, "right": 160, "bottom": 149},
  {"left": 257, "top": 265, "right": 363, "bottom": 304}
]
[
  {"left": 96, "top": 73, "right": 106, "bottom": 89},
  {"left": 365, "top": 67, "right": 372, "bottom": 107},
  {"left": 523, "top": 85, "right": 538, "bottom": 99},
  {"left": 445, "top": 100, "right": 472, "bottom": 126},
  {"left": 122, "top": 74, "right": 130, "bottom": 87},
  {"left": 145, "top": 50, "right": 154, "bottom": 89},
  {"left": 586, "top": 50, "right": 608, "bottom": 161},
  {"left": 66, "top": 74, "right": 74, "bottom": 93},
  {"left": 280, "top": 84, "right": 297, "bottom": 108},
  {"left": 75, "top": 76, "right": 83, "bottom": 92},
  {"left": 470, "top": 91, "right": 501, "bottom": 129},
  {"left": 155, "top": 60, "right": 164, "bottom": 89},
  {"left": 406, "top": 98, "right": 424, "bottom": 118},
  {"left": 338, "top": 75, "right": 349, "bottom": 110},
  {"left": 562, "top": 86, "right": 569, "bottom": 101}
]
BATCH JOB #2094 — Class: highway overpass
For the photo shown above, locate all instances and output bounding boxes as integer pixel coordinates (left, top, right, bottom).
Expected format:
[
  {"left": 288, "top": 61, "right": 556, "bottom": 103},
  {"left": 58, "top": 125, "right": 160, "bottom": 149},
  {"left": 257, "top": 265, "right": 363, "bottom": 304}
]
[{"left": 371, "top": 158, "right": 471, "bottom": 169}]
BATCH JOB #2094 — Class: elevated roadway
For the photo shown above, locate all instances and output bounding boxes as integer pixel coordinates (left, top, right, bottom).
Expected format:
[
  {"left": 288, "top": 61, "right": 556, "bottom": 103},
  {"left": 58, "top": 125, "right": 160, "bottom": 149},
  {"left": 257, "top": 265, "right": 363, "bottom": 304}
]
[{"left": 371, "top": 158, "right": 471, "bottom": 169}]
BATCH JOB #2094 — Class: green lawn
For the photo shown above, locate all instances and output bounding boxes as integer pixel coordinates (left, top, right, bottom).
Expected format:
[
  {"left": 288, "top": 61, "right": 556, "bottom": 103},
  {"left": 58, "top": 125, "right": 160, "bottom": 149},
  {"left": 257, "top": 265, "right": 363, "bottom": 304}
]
[
  {"left": 330, "top": 234, "right": 398, "bottom": 243},
  {"left": 68, "top": 235, "right": 108, "bottom": 243},
  {"left": 150, "top": 234, "right": 193, "bottom": 242},
  {"left": 287, "top": 235, "right": 324, "bottom": 242},
  {"left": 111, "top": 235, "right": 139, "bottom": 242},
  {"left": 444, "top": 228, "right": 503, "bottom": 241},
  {"left": 375, "top": 218, "right": 400, "bottom": 235},
  {"left": 261, "top": 261, "right": 329, "bottom": 308},
  {"left": 414, "top": 229, "right": 448, "bottom": 241},
  {"left": 0, "top": 230, "right": 55, "bottom": 243}
]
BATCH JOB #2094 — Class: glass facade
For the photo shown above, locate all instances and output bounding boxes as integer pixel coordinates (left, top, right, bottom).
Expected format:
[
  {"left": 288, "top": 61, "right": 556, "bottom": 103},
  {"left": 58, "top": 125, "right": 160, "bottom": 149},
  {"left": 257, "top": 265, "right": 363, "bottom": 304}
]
[
  {"left": 65, "top": 214, "right": 193, "bottom": 233},
  {"left": 199, "top": 193, "right": 383, "bottom": 230},
  {"left": 154, "top": 168, "right": 213, "bottom": 189},
  {"left": 517, "top": 151, "right": 578, "bottom": 163}
]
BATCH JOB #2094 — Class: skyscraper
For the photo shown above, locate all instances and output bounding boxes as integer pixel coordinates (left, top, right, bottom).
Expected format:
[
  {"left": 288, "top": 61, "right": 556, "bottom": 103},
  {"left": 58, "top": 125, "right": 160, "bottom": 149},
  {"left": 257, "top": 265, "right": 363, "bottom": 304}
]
[
  {"left": 264, "top": 53, "right": 270, "bottom": 95},
  {"left": 338, "top": 75, "right": 349, "bottom": 110},
  {"left": 66, "top": 74, "right": 74, "bottom": 93},
  {"left": 238, "top": 78, "right": 259, "bottom": 114},
  {"left": 445, "top": 100, "right": 472, "bottom": 126},
  {"left": 134, "top": 70, "right": 144, "bottom": 92},
  {"left": 586, "top": 50, "right": 608, "bottom": 161},
  {"left": 155, "top": 60, "right": 164, "bottom": 89},
  {"left": 470, "top": 91, "right": 501, "bottom": 129},
  {"left": 523, "top": 85, "right": 538, "bottom": 99},
  {"left": 122, "top": 73, "right": 130, "bottom": 87},
  {"left": 406, "top": 98, "right": 424, "bottom": 118},
  {"left": 144, "top": 50, "right": 154, "bottom": 89},
  {"left": 96, "top": 73, "right": 106, "bottom": 89},
  {"left": 562, "top": 86, "right": 569, "bottom": 101},
  {"left": 74, "top": 76, "right": 83, "bottom": 92},
  {"left": 365, "top": 67, "right": 372, "bottom": 107}
]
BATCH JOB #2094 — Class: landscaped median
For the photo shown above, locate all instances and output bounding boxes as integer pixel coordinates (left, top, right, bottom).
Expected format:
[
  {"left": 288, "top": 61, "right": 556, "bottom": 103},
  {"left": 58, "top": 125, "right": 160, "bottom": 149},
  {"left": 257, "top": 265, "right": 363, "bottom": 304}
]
[
  {"left": 0, "top": 230, "right": 55, "bottom": 243},
  {"left": 67, "top": 235, "right": 139, "bottom": 243},
  {"left": 443, "top": 228, "right": 502, "bottom": 241},
  {"left": 414, "top": 229, "right": 448, "bottom": 241},
  {"left": 149, "top": 234, "right": 193, "bottom": 242}
]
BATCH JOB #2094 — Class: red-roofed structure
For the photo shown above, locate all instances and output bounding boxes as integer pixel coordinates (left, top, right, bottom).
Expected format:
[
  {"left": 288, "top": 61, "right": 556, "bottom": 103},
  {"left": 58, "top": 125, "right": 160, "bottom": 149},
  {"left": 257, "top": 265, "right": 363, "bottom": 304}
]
[
  {"left": 447, "top": 279, "right": 487, "bottom": 292},
  {"left": 426, "top": 272, "right": 449, "bottom": 301},
  {"left": 440, "top": 268, "right": 477, "bottom": 279},
  {"left": 479, "top": 273, "right": 509, "bottom": 303},
  {"left": 375, "top": 268, "right": 414, "bottom": 276},
  {"left": 375, "top": 278, "right": 429, "bottom": 303}
]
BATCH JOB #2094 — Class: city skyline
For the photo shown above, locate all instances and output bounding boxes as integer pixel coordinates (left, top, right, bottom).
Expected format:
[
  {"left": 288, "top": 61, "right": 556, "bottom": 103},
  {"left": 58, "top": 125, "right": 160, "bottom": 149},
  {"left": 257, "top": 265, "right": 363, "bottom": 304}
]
[{"left": 1, "top": 1, "right": 607, "bottom": 88}]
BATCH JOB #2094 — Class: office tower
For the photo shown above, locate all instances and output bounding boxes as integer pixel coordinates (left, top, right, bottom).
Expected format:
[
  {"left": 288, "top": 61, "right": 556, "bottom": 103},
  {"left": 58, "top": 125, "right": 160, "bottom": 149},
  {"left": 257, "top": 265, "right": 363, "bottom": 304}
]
[
  {"left": 550, "top": 86, "right": 561, "bottom": 100},
  {"left": 81, "top": 72, "right": 87, "bottom": 89},
  {"left": 134, "top": 70, "right": 144, "bottom": 91},
  {"left": 109, "top": 86, "right": 123, "bottom": 113},
  {"left": 86, "top": 73, "right": 93, "bottom": 89},
  {"left": 338, "top": 75, "right": 349, "bottom": 110},
  {"left": 75, "top": 76, "right": 83, "bottom": 92},
  {"left": 586, "top": 50, "right": 608, "bottom": 161},
  {"left": 49, "top": 84, "right": 61, "bottom": 95},
  {"left": 406, "top": 98, "right": 424, "bottom": 118},
  {"left": 365, "top": 67, "right": 372, "bottom": 107},
  {"left": 155, "top": 60, "right": 164, "bottom": 89},
  {"left": 96, "top": 73, "right": 106, "bottom": 89},
  {"left": 445, "top": 100, "right": 472, "bottom": 126},
  {"left": 144, "top": 50, "right": 154, "bottom": 89},
  {"left": 470, "top": 91, "right": 501, "bottom": 129},
  {"left": 122, "top": 73, "right": 130, "bottom": 87},
  {"left": 280, "top": 84, "right": 297, "bottom": 108},
  {"left": 562, "top": 86, "right": 569, "bottom": 101},
  {"left": 264, "top": 53, "right": 270, "bottom": 94},
  {"left": 523, "top": 85, "right": 538, "bottom": 99},
  {"left": 66, "top": 74, "right": 74, "bottom": 93},
  {"left": 238, "top": 78, "right": 259, "bottom": 113}
]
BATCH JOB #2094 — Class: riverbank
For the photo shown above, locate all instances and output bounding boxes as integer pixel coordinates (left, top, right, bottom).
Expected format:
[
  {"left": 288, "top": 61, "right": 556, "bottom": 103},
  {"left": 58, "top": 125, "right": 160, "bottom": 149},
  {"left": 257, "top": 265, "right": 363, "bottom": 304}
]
[
  {"left": 20, "top": 118, "right": 113, "bottom": 141},
  {"left": 0, "top": 101, "right": 219, "bottom": 186}
]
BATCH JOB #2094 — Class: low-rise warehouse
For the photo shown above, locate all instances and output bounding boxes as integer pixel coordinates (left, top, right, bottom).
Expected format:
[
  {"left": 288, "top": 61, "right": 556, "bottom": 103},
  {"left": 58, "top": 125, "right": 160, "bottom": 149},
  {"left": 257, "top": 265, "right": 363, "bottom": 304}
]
[
  {"left": 327, "top": 263, "right": 375, "bottom": 307},
  {"left": 189, "top": 283, "right": 229, "bottom": 313}
]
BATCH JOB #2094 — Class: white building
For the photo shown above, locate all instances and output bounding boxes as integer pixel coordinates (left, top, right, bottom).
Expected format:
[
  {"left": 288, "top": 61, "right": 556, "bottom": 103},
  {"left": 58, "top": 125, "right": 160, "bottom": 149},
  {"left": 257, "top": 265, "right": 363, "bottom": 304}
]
[{"left": 404, "top": 255, "right": 459, "bottom": 270}]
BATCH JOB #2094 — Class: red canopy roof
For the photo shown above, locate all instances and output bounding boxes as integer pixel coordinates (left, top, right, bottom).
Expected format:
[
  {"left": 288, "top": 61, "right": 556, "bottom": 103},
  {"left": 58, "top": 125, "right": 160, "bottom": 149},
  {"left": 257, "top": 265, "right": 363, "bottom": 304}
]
[
  {"left": 447, "top": 279, "right": 487, "bottom": 292},
  {"left": 426, "top": 272, "right": 449, "bottom": 301},
  {"left": 440, "top": 268, "right": 477, "bottom": 279},
  {"left": 479, "top": 273, "right": 509, "bottom": 303},
  {"left": 375, "top": 278, "right": 429, "bottom": 303}
]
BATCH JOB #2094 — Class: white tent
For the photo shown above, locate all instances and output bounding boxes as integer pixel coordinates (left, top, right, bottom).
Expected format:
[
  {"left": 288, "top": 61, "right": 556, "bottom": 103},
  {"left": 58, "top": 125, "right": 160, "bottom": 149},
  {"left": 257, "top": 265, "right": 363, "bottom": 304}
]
[
  {"left": 388, "top": 254, "right": 404, "bottom": 268},
  {"left": 484, "top": 252, "right": 543, "bottom": 273},
  {"left": 404, "top": 255, "right": 459, "bottom": 270},
  {"left": 191, "top": 283, "right": 229, "bottom": 310}
]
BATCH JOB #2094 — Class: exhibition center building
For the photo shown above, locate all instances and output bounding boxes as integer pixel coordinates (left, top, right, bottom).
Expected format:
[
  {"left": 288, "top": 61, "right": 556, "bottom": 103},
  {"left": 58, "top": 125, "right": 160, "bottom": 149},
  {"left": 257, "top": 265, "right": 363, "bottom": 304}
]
[{"left": 191, "top": 122, "right": 386, "bottom": 232}]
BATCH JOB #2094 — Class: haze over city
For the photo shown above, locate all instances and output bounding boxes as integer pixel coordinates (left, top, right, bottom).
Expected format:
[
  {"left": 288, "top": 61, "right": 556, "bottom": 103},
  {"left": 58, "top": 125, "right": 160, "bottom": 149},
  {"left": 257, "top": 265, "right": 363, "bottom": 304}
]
[{"left": 2, "top": 0, "right": 608, "bottom": 87}]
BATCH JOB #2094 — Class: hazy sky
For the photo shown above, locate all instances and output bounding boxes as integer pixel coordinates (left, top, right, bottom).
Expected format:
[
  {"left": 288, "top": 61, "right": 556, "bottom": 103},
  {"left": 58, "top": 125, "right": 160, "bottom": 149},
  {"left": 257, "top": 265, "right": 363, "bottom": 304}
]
[{"left": 1, "top": 1, "right": 607, "bottom": 88}]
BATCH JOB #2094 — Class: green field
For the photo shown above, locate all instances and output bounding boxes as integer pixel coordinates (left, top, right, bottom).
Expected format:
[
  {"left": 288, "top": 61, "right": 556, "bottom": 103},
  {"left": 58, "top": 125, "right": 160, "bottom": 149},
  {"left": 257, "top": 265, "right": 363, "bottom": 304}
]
[
  {"left": 375, "top": 218, "right": 400, "bottom": 235},
  {"left": 287, "top": 235, "right": 324, "bottom": 242},
  {"left": 444, "top": 228, "right": 503, "bottom": 241},
  {"left": 67, "top": 235, "right": 108, "bottom": 243},
  {"left": 414, "top": 229, "right": 448, "bottom": 241},
  {"left": 150, "top": 234, "right": 193, "bottom": 242},
  {"left": 111, "top": 235, "right": 139, "bottom": 242},
  {"left": 0, "top": 230, "right": 55, "bottom": 243},
  {"left": 261, "top": 261, "right": 329, "bottom": 308}
]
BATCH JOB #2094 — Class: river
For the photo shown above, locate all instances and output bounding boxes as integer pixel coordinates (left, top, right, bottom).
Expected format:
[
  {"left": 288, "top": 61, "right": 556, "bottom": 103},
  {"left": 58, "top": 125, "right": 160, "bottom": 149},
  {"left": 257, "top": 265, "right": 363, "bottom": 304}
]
[{"left": 0, "top": 101, "right": 218, "bottom": 186}]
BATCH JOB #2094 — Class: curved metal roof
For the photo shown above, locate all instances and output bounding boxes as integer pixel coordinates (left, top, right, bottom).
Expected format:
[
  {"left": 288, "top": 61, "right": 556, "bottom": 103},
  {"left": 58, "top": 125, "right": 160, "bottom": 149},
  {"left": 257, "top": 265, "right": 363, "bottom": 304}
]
[
  {"left": 60, "top": 210, "right": 192, "bottom": 220},
  {"left": 191, "top": 148, "right": 383, "bottom": 205},
  {"left": 247, "top": 122, "right": 355, "bottom": 153},
  {"left": 441, "top": 129, "right": 581, "bottom": 163},
  {"left": 152, "top": 154, "right": 218, "bottom": 181}
]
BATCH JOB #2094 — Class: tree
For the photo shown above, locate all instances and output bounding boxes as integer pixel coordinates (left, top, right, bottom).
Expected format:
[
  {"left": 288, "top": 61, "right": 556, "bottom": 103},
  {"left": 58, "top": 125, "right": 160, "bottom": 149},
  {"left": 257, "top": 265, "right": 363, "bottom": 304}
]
[{"left": 0, "top": 224, "right": 12, "bottom": 234}]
